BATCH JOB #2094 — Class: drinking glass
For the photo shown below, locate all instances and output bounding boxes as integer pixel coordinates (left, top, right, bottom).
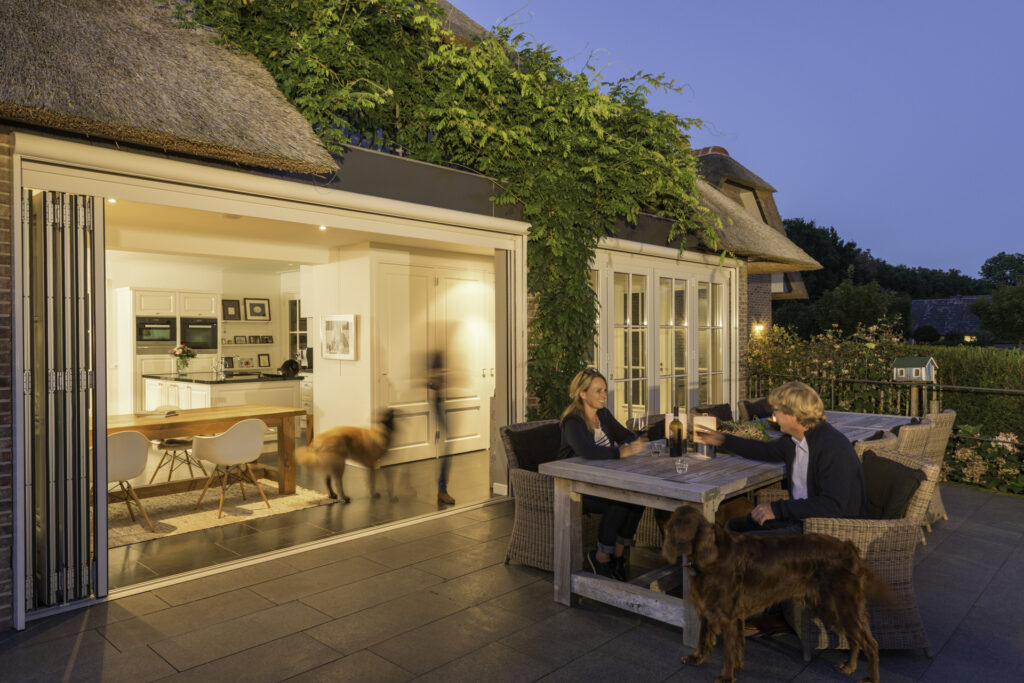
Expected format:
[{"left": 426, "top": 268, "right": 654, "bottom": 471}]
[{"left": 675, "top": 458, "right": 688, "bottom": 475}]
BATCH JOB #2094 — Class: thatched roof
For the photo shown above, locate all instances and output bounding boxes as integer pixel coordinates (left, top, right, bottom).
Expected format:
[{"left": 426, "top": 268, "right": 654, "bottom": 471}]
[
  {"left": 696, "top": 147, "right": 776, "bottom": 192},
  {"left": 0, "top": 0, "right": 336, "bottom": 174},
  {"left": 698, "top": 179, "right": 821, "bottom": 274},
  {"left": 437, "top": 0, "right": 491, "bottom": 42}
]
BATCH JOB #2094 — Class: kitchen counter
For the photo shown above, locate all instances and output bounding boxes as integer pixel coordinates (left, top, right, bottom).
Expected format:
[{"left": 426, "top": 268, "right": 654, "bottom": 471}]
[{"left": 141, "top": 372, "right": 306, "bottom": 385}]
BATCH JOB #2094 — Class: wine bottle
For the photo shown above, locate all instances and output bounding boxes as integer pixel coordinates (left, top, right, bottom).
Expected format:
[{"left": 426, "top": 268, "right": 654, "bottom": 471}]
[{"left": 669, "top": 407, "right": 684, "bottom": 458}]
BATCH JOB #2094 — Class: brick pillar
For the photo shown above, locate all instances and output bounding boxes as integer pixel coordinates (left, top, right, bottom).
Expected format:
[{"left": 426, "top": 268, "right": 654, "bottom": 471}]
[{"left": 0, "top": 132, "right": 14, "bottom": 631}]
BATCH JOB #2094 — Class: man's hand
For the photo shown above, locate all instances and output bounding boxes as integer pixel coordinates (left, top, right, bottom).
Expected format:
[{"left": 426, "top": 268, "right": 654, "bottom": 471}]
[
  {"left": 693, "top": 425, "right": 726, "bottom": 447},
  {"left": 750, "top": 503, "right": 776, "bottom": 525}
]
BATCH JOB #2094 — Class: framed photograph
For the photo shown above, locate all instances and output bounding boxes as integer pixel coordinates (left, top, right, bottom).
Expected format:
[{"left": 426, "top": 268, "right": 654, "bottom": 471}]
[
  {"left": 239, "top": 357, "right": 253, "bottom": 368},
  {"left": 248, "top": 335, "right": 261, "bottom": 344},
  {"left": 233, "top": 335, "right": 247, "bottom": 344},
  {"left": 323, "top": 314, "right": 356, "bottom": 360},
  {"left": 258, "top": 353, "right": 271, "bottom": 367},
  {"left": 262, "top": 335, "right": 274, "bottom": 344},
  {"left": 221, "top": 299, "right": 241, "bottom": 321},
  {"left": 222, "top": 356, "right": 234, "bottom": 369},
  {"left": 244, "top": 298, "right": 271, "bottom": 321}
]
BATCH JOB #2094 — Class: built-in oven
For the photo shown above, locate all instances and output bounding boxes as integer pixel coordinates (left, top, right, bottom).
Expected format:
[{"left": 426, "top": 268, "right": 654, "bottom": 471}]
[
  {"left": 180, "top": 317, "right": 218, "bottom": 351},
  {"left": 136, "top": 316, "right": 176, "bottom": 354}
]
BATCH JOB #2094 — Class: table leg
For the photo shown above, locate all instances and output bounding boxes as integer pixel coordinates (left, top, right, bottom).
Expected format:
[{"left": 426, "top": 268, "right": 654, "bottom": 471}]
[
  {"left": 552, "top": 476, "right": 575, "bottom": 606},
  {"left": 278, "top": 416, "right": 297, "bottom": 494}
]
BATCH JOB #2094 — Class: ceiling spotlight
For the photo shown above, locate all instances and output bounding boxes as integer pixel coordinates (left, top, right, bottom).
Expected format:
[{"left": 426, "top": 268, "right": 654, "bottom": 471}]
[
  {"left": 107, "top": 198, "right": 116, "bottom": 204},
  {"left": 318, "top": 225, "right": 327, "bottom": 231}
]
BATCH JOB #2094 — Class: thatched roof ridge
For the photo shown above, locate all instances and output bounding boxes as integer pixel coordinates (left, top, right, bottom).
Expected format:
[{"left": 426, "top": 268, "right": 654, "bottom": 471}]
[
  {"left": 698, "top": 179, "right": 821, "bottom": 273},
  {"left": 0, "top": 0, "right": 336, "bottom": 174},
  {"left": 697, "top": 150, "right": 776, "bottom": 192}
]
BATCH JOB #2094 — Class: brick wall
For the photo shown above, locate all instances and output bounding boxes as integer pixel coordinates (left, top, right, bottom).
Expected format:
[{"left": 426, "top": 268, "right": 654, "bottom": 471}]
[
  {"left": 744, "top": 273, "right": 773, "bottom": 400},
  {"left": 0, "top": 132, "right": 13, "bottom": 631}
]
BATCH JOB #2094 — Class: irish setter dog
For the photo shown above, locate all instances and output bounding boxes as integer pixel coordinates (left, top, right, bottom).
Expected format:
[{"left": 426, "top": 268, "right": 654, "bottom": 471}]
[{"left": 662, "top": 506, "right": 884, "bottom": 683}]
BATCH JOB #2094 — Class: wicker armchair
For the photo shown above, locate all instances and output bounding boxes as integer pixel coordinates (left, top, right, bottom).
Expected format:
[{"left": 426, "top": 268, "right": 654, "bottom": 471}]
[
  {"left": 852, "top": 432, "right": 898, "bottom": 461},
  {"left": 894, "top": 419, "right": 933, "bottom": 457},
  {"left": 755, "top": 448, "right": 938, "bottom": 660},
  {"left": 921, "top": 410, "right": 956, "bottom": 528}
]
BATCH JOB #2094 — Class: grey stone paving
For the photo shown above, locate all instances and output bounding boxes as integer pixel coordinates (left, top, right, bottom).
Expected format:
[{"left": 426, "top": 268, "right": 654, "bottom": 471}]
[{"left": 2, "top": 484, "right": 1022, "bottom": 681}]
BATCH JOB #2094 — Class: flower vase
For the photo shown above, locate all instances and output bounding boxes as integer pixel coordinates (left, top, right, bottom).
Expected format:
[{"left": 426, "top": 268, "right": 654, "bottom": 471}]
[{"left": 176, "top": 358, "right": 190, "bottom": 376}]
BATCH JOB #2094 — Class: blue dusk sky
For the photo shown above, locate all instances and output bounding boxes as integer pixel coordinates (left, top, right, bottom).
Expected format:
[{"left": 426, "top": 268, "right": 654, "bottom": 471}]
[{"left": 450, "top": 0, "right": 1022, "bottom": 278}]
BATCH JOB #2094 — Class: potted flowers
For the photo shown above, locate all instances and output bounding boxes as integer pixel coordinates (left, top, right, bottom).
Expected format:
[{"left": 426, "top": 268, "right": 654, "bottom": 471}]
[{"left": 170, "top": 343, "right": 197, "bottom": 375}]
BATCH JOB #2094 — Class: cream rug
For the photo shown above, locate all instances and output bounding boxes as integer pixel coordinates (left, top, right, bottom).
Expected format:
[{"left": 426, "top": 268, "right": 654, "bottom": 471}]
[{"left": 107, "top": 479, "right": 331, "bottom": 547}]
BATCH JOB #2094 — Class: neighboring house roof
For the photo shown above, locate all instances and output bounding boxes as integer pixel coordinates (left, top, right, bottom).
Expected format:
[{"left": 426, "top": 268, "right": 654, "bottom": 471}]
[
  {"left": 910, "top": 296, "right": 984, "bottom": 335},
  {"left": 0, "top": 0, "right": 336, "bottom": 175}
]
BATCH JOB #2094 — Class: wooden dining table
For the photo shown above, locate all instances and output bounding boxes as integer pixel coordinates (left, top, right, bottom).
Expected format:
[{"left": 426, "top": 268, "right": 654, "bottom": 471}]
[
  {"left": 538, "top": 409, "right": 912, "bottom": 648},
  {"left": 107, "top": 404, "right": 307, "bottom": 497}
]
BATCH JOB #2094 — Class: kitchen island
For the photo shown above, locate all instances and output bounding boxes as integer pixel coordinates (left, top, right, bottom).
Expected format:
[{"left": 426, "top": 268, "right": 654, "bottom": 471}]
[{"left": 141, "top": 372, "right": 304, "bottom": 411}]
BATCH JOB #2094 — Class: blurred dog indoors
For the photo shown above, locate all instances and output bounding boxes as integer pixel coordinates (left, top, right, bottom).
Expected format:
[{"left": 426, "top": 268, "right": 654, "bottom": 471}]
[{"left": 297, "top": 409, "right": 396, "bottom": 503}]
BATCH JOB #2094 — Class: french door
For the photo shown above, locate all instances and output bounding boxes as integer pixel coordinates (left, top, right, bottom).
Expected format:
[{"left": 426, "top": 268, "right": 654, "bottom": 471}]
[
  {"left": 599, "top": 258, "right": 733, "bottom": 423},
  {"left": 17, "top": 189, "right": 106, "bottom": 618}
]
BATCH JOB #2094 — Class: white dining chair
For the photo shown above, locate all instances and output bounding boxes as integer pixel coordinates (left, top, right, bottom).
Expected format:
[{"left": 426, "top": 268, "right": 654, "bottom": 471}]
[
  {"left": 192, "top": 418, "right": 270, "bottom": 517},
  {"left": 107, "top": 430, "right": 155, "bottom": 531}
]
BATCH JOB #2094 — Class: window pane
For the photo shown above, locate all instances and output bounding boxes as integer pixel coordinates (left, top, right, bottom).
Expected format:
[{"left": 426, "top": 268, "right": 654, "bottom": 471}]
[
  {"left": 674, "top": 280, "right": 687, "bottom": 326},
  {"left": 698, "top": 282, "right": 709, "bottom": 326},
  {"left": 631, "top": 274, "right": 647, "bottom": 326},
  {"left": 614, "top": 272, "right": 628, "bottom": 325},
  {"left": 676, "top": 378, "right": 689, "bottom": 413},
  {"left": 674, "top": 329, "right": 686, "bottom": 374},
  {"left": 698, "top": 374, "right": 709, "bottom": 405},
  {"left": 712, "top": 283, "right": 722, "bottom": 326},
  {"left": 629, "top": 379, "right": 647, "bottom": 417},
  {"left": 630, "top": 329, "right": 647, "bottom": 377},
  {"left": 659, "top": 328, "right": 671, "bottom": 377},
  {"left": 659, "top": 278, "right": 672, "bottom": 325},
  {"left": 698, "top": 328, "right": 710, "bottom": 372},
  {"left": 711, "top": 328, "right": 723, "bottom": 372},
  {"left": 613, "top": 327, "right": 626, "bottom": 379}
]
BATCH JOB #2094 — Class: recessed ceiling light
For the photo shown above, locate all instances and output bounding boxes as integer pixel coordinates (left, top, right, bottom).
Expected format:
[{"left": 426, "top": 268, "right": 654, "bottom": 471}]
[
  {"left": 319, "top": 225, "right": 327, "bottom": 231},
  {"left": 107, "top": 198, "right": 116, "bottom": 203}
]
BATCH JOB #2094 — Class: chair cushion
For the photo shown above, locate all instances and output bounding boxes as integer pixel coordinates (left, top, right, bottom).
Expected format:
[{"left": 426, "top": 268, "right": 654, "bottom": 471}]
[
  {"left": 742, "top": 398, "right": 773, "bottom": 420},
  {"left": 507, "top": 423, "right": 562, "bottom": 472},
  {"left": 862, "top": 450, "right": 926, "bottom": 519}
]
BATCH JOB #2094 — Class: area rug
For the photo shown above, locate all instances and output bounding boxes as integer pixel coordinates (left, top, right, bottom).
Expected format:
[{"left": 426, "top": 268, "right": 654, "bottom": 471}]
[{"left": 107, "top": 479, "right": 331, "bottom": 548}]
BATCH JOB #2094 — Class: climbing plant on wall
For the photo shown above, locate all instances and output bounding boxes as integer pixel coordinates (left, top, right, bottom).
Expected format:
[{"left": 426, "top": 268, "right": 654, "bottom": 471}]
[{"left": 171, "top": 0, "right": 717, "bottom": 418}]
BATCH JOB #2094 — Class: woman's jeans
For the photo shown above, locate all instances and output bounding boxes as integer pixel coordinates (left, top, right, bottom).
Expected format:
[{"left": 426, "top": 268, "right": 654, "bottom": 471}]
[{"left": 582, "top": 495, "right": 644, "bottom": 555}]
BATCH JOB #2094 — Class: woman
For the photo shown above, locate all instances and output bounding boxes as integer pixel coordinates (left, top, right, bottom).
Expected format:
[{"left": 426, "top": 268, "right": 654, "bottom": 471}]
[{"left": 559, "top": 368, "right": 647, "bottom": 580}]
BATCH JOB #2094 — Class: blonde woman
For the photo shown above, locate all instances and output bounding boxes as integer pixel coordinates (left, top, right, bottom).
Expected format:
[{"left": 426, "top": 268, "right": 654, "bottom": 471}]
[{"left": 559, "top": 368, "right": 646, "bottom": 580}]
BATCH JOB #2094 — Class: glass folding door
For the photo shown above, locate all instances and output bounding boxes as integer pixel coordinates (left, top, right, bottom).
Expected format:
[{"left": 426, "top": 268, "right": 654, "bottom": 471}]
[{"left": 611, "top": 272, "right": 648, "bottom": 421}]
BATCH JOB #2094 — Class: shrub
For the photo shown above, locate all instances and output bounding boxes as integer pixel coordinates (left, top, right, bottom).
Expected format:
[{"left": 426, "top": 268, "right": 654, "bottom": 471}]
[
  {"left": 913, "top": 325, "right": 941, "bottom": 343},
  {"left": 945, "top": 426, "right": 1024, "bottom": 494}
]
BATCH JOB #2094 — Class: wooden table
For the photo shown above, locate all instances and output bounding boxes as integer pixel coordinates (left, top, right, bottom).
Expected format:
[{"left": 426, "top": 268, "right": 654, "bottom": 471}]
[
  {"left": 826, "top": 410, "right": 912, "bottom": 440},
  {"left": 107, "top": 404, "right": 306, "bottom": 496},
  {"left": 539, "top": 453, "right": 785, "bottom": 647}
]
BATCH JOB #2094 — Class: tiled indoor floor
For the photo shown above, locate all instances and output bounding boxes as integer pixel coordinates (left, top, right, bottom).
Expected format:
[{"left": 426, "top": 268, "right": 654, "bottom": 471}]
[
  {"left": 109, "top": 445, "right": 493, "bottom": 589},
  {"left": 2, "top": 483, "right": 1022, "bottom": 682}
]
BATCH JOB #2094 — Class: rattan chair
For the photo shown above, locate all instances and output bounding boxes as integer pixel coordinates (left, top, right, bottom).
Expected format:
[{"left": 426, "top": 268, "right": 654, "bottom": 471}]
[
  {"left": 756, "top": 447, "right": 938, "bottom": 660},
  {"left": 894, "top": 419, "right": 933, "bottom": 457},
  {"left": 921, "top": 410, "right": 956, "bottom": 530},
  {"left": 853, "top": 432, "right": 898, "bottom": 460}
]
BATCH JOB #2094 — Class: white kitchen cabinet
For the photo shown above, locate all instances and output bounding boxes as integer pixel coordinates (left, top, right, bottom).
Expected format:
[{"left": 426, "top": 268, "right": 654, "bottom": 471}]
[
  {"left": 179, "top": 292, "right": 219, "bottom": 317},
  {"left": 134, "top": 289, "right": 176, "bottom": 316},
  {"left": 136, "top": 355, "right": 174, "bottom": 412},
  {"left": 178, "top": 384, "right": 211, "bottom": 410}
]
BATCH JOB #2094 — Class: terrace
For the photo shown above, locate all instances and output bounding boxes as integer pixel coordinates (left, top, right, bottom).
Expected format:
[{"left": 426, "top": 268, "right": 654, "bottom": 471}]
[{"left": 0, "top": 482, "right": 1020, "bottom": 681}]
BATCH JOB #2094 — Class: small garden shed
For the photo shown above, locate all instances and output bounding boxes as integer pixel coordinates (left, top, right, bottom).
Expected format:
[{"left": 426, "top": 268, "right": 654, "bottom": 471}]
[{"left": 892, "top": 356, "right": 938, "bottom": 382}]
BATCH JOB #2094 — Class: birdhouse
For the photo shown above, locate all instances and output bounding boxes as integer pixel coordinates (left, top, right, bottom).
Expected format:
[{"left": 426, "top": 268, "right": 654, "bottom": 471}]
[{"left": 891, "top": 356, "right": 938, "bottom": 382}]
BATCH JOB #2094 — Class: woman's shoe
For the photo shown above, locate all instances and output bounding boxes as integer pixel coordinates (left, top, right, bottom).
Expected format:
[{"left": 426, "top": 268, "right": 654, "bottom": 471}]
[
  {"left": 587, "top": 550, "right": 614, "bottom": 578},
  {"left": 612, "top": 555, "right": 628, "bottom": 581}
]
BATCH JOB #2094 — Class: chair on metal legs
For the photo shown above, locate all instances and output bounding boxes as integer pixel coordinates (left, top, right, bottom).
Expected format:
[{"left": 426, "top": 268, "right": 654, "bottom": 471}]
[
  {"left": 107, "top": 430, "right": 155, "bottom": 531},
  {"left": 192, "top": 418, "right": 270, "bottom": 518},
  {"left": 147, "top": 405, "right": 208, "bottom": 483}
]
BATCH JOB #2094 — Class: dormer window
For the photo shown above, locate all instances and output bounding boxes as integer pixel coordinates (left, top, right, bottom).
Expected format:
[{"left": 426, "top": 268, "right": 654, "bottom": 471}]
[{"left": 724, "top": 180, "right": 768, "bottom": 223}]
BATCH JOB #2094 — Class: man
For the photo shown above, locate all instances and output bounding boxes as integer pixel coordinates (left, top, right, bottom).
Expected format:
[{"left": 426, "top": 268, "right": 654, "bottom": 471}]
[{"left": 697, "top": 381, "right": 867, "bottom": 534}]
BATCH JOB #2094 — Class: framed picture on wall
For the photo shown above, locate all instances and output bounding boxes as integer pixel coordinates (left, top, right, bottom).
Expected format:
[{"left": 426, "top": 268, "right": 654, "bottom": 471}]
[
  {"left": 323, "top": 314, "right": 356, "bottom": 360},
  {"left": 244, "top": 298, "right": 271, "bottom": 321},
  {"left": 222, "top": 299, "right": 241, "bottom": 321},
  {"left": 257, "top": 353, "right": 271, "bottom": 367},
  {"left": 248, "top": 335, "right": 260, "bottom": 344},
  {"left": 222, "top": 356, "right": 234, "bottom": 369},
  {"left": 233, "top": 335, "right": 247, "bottom": 344},
  {"left": 262, "top": 335, "right": 273, "bottom": 344},
  {"left": 239, "top": 358, "right": 253, "bottom": 368}
]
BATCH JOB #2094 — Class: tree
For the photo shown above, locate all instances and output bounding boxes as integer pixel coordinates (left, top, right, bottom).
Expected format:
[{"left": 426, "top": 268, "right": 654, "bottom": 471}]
[
  {"left": 970, "top": 284, "right": 1024, "bottom": 347},
  {"left": 979, "top": 252, "right": 1024, "bottom": 288},
  {"left": 813, "top": 279, "right": 905, "bottom": 335},
  {"left": 782, "top": 218, "right": 862, "bottom": 298},
  {"left": 170, "top": 0, "right": 716, "bottom": 418}
]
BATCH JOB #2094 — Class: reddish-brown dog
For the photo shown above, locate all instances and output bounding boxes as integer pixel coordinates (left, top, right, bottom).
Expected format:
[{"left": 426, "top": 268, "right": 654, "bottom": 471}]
[
  {"left": 296, "top": 409, "right": 395, "bottom": 503},
  {"left": 662, "top": 505, "right": 884, "bottom": 683}
]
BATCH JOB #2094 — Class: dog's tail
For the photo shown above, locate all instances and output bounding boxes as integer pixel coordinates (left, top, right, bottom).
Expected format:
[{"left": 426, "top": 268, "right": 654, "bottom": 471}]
[
  {"left": 295, "top": 444, "right": 318, "bottom": 468},
  {"left": 865, "top": 569, "right": 895, "bottom": 606}
]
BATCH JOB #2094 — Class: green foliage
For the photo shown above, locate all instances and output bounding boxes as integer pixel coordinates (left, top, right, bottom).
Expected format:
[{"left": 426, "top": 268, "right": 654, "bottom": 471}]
[
  {"left": 813, "top": 277, "right": 907, "bottom": 336},
  {"left": 945, "top": 426, "right": 1024, "bottom": 494},
  {"left": 913, "top": 325, "right": 941, "bottom": 343},
  {"left": 979, "top": 251, "right": 1024, "bottom": 288},
  {"left": 171, "top": 0, "right": 715, "bottom": 419},
  {"left": 970, "top": 284, "right": 1024, "bottom": 347},
  {"left": 781, "top": 218, "right": 861, "bottom": 299}
]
